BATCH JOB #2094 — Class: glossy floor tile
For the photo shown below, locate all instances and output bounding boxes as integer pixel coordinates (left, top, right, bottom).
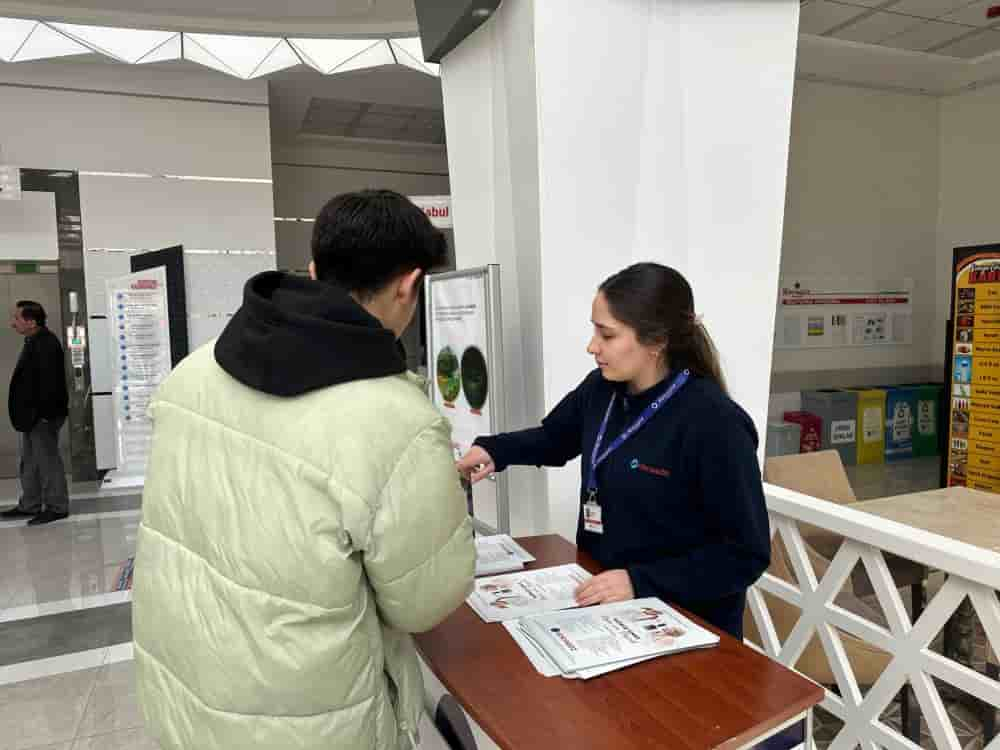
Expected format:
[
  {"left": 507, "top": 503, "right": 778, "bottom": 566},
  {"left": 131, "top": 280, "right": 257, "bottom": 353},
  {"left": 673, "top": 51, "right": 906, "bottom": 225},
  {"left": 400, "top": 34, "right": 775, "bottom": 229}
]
[
  {"left": 1, "top": 516, "right": 138, "bottom": 613},
  {"left": 0, "top": 604, "right": 132, "bottom": 668}
]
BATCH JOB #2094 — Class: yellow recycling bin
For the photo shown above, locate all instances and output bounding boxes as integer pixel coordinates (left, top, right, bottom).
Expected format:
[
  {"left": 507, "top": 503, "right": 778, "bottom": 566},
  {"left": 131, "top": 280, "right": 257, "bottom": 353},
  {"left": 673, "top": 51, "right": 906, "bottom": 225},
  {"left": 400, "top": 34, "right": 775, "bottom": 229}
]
[{"left": 848, "top": 388, "right": 887, "bottom": 465}]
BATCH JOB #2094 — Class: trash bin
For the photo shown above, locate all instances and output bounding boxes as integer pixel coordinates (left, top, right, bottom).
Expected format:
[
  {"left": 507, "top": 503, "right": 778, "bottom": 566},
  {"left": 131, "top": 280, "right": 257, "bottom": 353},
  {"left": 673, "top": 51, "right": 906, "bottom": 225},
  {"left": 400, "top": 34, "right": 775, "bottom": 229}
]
[
  {"left": 766, "top": 421, "right": 802, "bottom": 457},
  {"left": 899, "top": 383, "right": 943, "bottom": 457},
  {"left": 782, "top": 411, "right": 823, "bottom": 454},
  {"left": 883, "top": 386, "right": 918, "bottom": 462},
  {"left": 801, "top": 389, "right": 858, "bottom": 466},
  {"left": 846, "top": 389, "right": 887, "bottom": 465}
]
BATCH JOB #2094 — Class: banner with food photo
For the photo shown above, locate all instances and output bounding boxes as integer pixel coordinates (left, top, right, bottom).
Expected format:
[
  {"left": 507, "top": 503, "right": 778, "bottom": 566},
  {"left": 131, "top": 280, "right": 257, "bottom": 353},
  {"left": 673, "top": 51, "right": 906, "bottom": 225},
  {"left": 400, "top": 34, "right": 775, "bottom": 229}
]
[{"left": 427, "top": 270, "right": 493, "bottom": 458}]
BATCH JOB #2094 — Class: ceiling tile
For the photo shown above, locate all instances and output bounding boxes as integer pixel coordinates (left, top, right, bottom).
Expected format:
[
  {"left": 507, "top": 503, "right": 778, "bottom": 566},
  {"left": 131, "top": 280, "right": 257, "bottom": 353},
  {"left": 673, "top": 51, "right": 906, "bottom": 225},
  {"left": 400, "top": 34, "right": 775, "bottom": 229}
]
[
  {"left": 830, "top": 0, "right": 891, "bottom": 6},
  {"left": 880, "top": 19, "right": 971, "bottom": 49},
  {"left": 932, "top": 27, "right": 1000, "bottom": 56},
  {"left": 800, "top": 1, "right": 870, "bottom": 34},
  {"left": 941, "top": 0, "right": 1000, "bottom": 27},
  {"left": 832, "top": 11, "right": 925, "bottom": 42},
  {"left": 886, "top": 0, "right": 979, "bottom": 20}
]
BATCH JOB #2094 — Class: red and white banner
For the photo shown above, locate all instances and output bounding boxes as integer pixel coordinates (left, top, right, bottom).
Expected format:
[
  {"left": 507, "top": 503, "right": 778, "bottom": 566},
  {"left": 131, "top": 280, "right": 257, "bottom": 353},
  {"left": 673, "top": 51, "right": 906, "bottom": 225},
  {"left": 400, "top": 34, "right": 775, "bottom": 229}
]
[{"left": 409, "top": 195, "right": 452, "bottom": 229}]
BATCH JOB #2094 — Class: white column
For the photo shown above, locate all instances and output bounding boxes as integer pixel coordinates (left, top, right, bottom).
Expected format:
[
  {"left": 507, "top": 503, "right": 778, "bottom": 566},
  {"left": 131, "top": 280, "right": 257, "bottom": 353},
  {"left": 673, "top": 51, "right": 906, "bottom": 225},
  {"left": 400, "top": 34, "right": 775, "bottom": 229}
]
[{"left": 442, "top": 0, "right": 800, "bottom": 541}]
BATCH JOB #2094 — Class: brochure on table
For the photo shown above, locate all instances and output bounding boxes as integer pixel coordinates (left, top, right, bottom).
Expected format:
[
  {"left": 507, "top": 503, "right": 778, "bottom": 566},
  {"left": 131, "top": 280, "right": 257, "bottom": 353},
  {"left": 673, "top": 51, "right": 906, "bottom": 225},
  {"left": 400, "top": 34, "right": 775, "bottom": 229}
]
[
  {"left": 467, "top": 564, "right": 591, "bottom": 622},
  {"left": 475, "top": 534, "right": 536, "bottom": 576},
  {"left": 106, "top": 267, "right": 171, "bottom": 487},
  {"left": 511, "top": 598, "right": 719, "bottom": 680},
  {"left": 425, "top": 266, "right": 509, "bottom": 532}
]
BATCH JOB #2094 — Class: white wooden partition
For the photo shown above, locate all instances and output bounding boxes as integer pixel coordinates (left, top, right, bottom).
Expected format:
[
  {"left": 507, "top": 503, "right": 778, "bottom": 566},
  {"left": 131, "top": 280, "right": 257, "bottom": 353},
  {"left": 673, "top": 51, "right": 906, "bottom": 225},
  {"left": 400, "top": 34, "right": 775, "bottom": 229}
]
[{"left": 752, "top": 484, "right": 1000, "bottom": 750}]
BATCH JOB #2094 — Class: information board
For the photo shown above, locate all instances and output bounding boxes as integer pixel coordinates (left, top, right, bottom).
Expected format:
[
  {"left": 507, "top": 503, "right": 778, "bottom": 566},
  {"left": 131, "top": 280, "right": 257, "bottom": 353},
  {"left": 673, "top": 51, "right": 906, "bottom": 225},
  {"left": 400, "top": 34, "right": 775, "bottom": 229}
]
[{"left": 946, "top": 245, "right": 1000, "bottom": 491}]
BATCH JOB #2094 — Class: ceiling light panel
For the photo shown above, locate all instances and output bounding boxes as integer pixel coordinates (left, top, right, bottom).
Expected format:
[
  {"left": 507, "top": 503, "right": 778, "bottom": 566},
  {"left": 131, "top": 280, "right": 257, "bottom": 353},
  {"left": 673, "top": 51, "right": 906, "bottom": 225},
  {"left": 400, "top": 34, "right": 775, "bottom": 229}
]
[
  {"left": 0, "top": 17, "right": 37, "bottom": 60},
  {"left": 11, "top": 22, "right": 91, "bottom": 62},
  {"left": 329, "top": 39, "right": 395, "bottom": 73},
  {"left": 287, "top": 37, "right": 381, "bottom": 74},
  {"left": 51, "top": 23, "right": 175, "bottom": 62},
  {"left": 185, "top": 33, "right": 287, "bottom": 79}
]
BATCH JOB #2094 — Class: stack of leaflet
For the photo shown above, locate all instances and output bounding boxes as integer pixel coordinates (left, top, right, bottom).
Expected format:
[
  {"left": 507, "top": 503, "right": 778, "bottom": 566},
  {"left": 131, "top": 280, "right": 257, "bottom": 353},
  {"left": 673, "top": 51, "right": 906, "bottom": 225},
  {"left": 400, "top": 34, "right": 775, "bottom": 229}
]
[
  {"left": 504, "top": 598, "right": 720, "bottom": 679},
  {"left": 466, "top": 564, "right": 592, "bottom": 622},
  {"left": 474, "top": 534, "right": 536, "bottom": 576}
]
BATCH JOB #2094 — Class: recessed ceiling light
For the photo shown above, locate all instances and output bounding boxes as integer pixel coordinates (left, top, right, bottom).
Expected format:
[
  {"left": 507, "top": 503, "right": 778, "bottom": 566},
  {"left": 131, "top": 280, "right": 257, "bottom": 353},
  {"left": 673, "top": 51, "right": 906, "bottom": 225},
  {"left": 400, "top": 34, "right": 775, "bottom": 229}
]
[{"left": 471, "top": 8, "right": 492, "bottom": 19}]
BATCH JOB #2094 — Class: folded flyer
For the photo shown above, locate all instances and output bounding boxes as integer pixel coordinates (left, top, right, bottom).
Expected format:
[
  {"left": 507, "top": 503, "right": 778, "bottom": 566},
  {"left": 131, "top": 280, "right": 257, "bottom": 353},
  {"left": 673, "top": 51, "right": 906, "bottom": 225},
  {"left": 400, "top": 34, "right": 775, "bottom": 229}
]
[
  {"left": 516, "top": 598, "right": 719, "bottom": 679},
  {"left": 474, "top": 534, "right": 536, "bottom": 577},
  {"left": 467, "top": 563, "right": 592, "bottom": 622}
]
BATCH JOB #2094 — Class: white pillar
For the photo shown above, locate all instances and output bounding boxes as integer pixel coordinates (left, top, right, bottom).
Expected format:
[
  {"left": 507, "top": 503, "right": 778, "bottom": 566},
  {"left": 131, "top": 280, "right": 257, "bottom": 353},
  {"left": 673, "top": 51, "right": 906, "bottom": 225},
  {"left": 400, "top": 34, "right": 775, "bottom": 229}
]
[{"left": 442, "top": 0, "right": 800, "bottom": 541}]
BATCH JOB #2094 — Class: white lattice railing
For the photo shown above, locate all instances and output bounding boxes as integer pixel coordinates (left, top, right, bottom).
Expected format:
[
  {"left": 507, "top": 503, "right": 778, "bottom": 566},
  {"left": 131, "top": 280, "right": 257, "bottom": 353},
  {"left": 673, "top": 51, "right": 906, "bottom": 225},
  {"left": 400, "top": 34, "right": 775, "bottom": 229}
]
[{"left": 751, "top": 484, "right": 1000, "bottom": 750}]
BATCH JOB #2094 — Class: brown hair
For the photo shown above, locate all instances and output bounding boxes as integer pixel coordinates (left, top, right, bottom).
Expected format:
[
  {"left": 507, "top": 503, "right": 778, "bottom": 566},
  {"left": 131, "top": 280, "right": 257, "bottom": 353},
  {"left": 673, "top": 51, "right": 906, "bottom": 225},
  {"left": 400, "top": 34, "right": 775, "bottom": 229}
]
[{"left": 598, "top": 263, "right": 727, "bottom": 393}]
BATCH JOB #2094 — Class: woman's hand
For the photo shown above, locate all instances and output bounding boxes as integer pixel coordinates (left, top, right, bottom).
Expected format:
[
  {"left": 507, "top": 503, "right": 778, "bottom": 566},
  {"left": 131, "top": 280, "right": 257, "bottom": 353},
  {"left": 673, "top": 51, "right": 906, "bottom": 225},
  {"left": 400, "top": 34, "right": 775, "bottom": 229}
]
[
  {"left": 456, "top": 446, "right": 496, "bottom": 484},
  {"left": 574, "top": 570, "right": 635, "bottom": 606}
]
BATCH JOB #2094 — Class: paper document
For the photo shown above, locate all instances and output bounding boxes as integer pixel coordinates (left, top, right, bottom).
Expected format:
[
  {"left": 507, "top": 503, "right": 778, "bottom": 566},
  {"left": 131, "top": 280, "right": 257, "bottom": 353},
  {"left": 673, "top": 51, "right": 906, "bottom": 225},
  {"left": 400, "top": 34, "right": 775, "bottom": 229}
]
[
  {"left": 515, "top": 598, "right": 719, "bottom": 679},
  {"left": 466, "top": 564, "right": 592, "bottom": 622},
  {"left": 475, "top": 534, "right": 536, "bottom": 576}
]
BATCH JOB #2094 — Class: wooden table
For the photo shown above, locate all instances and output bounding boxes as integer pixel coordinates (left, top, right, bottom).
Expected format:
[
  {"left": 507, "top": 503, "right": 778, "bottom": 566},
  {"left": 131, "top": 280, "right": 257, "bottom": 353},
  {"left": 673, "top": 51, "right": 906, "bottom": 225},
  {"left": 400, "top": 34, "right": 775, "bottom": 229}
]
[
  {"left": 848, "top": 486, "right": 1000, "bottom": 554},
  {"left": 415, "top": 535, "right": 824, "bottom": 750}
]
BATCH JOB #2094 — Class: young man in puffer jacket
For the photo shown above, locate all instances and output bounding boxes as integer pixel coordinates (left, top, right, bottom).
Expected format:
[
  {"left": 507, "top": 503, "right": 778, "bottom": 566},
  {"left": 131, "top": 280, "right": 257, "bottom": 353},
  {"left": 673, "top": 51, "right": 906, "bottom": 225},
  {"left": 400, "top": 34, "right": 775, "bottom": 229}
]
[{"left": 133, "top": 190, "right": 475, "bottom": 750}]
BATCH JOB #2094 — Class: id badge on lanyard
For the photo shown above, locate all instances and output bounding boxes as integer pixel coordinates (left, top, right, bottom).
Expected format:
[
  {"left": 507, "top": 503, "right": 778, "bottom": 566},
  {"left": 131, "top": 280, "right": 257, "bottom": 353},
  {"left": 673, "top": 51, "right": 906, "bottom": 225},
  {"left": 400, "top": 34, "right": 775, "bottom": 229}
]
[{"left": 583, "top": 369, "right": 690, "bottom": 535}]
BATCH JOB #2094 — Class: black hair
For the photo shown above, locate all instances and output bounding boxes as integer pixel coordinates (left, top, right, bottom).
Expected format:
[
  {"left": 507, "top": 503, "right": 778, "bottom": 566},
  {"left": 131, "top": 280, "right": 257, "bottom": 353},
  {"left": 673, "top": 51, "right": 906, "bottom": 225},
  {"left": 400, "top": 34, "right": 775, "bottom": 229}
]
[
  {"left": 311, "top": 189, "right": 448, "bottom": 299},
  {"left": 16, "top": 300, "right": 46, "bottom": 328},
  {"left": 599, "top": 263, "right": 727, "bottom": 393}
]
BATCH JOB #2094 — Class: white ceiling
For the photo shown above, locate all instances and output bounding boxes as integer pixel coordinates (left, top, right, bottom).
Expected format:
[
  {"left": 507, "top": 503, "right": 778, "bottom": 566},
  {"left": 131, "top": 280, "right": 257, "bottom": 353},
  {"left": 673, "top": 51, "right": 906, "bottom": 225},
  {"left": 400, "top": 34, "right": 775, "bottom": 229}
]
[
  {"left": 268, "top": 65, "right": 444, "bottom": 150},
  {"left": 800, "top": 0, "right": 1000, "bottom": 58},
  {"left": 0, "top": 0, "right": 418, "bottom": 35}
]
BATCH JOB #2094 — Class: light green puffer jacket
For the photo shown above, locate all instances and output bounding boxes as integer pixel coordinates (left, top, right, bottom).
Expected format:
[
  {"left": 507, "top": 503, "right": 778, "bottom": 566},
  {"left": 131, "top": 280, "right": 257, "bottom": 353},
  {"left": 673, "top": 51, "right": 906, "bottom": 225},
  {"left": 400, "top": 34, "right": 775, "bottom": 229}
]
[{"left": 133, "top": 343, "right": 474, "bottom": 750}]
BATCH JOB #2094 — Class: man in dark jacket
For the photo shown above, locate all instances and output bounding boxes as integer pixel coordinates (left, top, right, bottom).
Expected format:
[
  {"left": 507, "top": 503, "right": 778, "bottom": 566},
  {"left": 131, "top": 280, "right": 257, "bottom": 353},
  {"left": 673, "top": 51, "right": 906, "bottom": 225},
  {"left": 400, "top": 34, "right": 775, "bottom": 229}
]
[{"left": 4, "top": 301, "right": 70, "bottom": 525}]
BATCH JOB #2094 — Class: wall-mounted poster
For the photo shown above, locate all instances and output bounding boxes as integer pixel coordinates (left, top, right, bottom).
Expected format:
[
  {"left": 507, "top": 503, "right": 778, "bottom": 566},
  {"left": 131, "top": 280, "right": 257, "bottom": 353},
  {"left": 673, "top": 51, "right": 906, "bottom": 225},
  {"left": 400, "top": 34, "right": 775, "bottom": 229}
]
[
  {"left": 774, "top": 277, "right": 913, "bottom": 349},
  {"left": 946, "top": 243, "right": 1000, "bottom": 492},
  {"left": 426, "top": 266, "right": 509, "bottom": 532},
  {"left": 106, "top": 266, "right": 171, "bottom": 487}
]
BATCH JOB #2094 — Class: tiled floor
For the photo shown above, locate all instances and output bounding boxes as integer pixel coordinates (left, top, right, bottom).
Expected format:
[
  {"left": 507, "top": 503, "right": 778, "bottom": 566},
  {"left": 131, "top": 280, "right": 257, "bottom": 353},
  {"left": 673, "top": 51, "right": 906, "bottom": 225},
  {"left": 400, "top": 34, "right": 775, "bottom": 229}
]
[
  {"left": 0, "top": 491, "right": 154, "bottom": 750},
  {"left": 0, "top": 660, "right": 153, "bottom": 750}
]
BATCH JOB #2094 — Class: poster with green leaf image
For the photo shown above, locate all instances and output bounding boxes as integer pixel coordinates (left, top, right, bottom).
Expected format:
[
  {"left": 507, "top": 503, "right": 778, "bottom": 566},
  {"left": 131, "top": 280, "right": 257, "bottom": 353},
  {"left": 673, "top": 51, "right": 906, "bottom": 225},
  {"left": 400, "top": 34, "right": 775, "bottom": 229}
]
[{"left": 428, "top": 272, "right": 492, "bottom": 458}]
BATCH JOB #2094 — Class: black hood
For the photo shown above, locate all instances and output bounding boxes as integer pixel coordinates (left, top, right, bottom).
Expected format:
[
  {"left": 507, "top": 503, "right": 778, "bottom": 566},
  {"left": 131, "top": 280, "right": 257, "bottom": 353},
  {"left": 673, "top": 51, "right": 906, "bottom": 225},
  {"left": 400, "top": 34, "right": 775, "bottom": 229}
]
[{"left": 215, "top": 271, "right": 405, "bottom": 397}]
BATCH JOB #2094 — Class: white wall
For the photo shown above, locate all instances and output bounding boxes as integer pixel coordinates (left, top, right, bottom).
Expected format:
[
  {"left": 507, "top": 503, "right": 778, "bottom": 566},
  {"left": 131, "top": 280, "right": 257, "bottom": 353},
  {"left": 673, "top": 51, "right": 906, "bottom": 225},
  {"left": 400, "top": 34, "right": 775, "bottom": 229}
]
[
  {"left": 937, "top": 86, "right": 1000, "bottom": 365},
  {"left": 443, "top": 0, "right": 799, "bottom": 542},
  {"left": 0, "top": 60, "right": 276, "bottom": 472},
  {"left": 775, "top": 80, "right": 941, "bottom": 376},
  {"left": 271, "top": 151, "right": 450, "bottom": 271}
]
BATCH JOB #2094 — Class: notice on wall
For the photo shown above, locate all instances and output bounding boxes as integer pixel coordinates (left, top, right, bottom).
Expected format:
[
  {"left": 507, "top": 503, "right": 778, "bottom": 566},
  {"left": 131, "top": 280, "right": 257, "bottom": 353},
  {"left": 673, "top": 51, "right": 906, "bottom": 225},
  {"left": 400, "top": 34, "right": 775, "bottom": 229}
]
[
  {"left": 107, "top": 267, "right": 171, "bottom": 480},
  {"left": 775, "top": 279, "right": 913, "bottom": 350},
  {"left": 428, "top": 272, "right": 493, "bottom": 459},
  {"left": 947, "top": 253, "right": 1000, "bottom": 491}
]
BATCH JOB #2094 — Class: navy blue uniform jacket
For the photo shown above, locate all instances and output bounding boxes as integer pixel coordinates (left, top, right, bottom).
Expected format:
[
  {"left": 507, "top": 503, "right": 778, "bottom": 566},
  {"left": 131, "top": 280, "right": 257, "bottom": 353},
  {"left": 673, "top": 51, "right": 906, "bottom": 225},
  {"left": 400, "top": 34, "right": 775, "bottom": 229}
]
[{"left": 475, "top": 370, "right": 770, "bottom": 638}]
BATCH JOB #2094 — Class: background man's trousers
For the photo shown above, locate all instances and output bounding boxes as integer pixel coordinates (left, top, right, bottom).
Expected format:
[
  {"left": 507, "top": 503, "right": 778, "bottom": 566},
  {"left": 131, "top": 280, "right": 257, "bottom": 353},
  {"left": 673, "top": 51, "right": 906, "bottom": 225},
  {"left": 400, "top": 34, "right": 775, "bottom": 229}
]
[{"left": 16, "top": 417, "right": 69, "bottom": 514}]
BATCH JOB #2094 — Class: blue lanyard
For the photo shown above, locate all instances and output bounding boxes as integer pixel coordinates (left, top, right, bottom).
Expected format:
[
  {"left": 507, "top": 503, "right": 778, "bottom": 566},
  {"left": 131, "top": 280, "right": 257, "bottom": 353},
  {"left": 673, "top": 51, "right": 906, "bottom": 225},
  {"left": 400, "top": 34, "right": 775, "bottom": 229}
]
[{"left": 586, "top": 369, "right": 690, "bottom": 500}]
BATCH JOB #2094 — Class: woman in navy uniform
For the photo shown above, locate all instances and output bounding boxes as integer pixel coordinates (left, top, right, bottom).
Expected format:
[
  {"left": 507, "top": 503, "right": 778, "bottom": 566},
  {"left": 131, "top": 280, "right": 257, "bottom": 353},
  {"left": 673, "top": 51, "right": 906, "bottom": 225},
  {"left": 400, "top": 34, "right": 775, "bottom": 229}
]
[{"left": 457, "top": 263, "right": 769, "bottom": 638}]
